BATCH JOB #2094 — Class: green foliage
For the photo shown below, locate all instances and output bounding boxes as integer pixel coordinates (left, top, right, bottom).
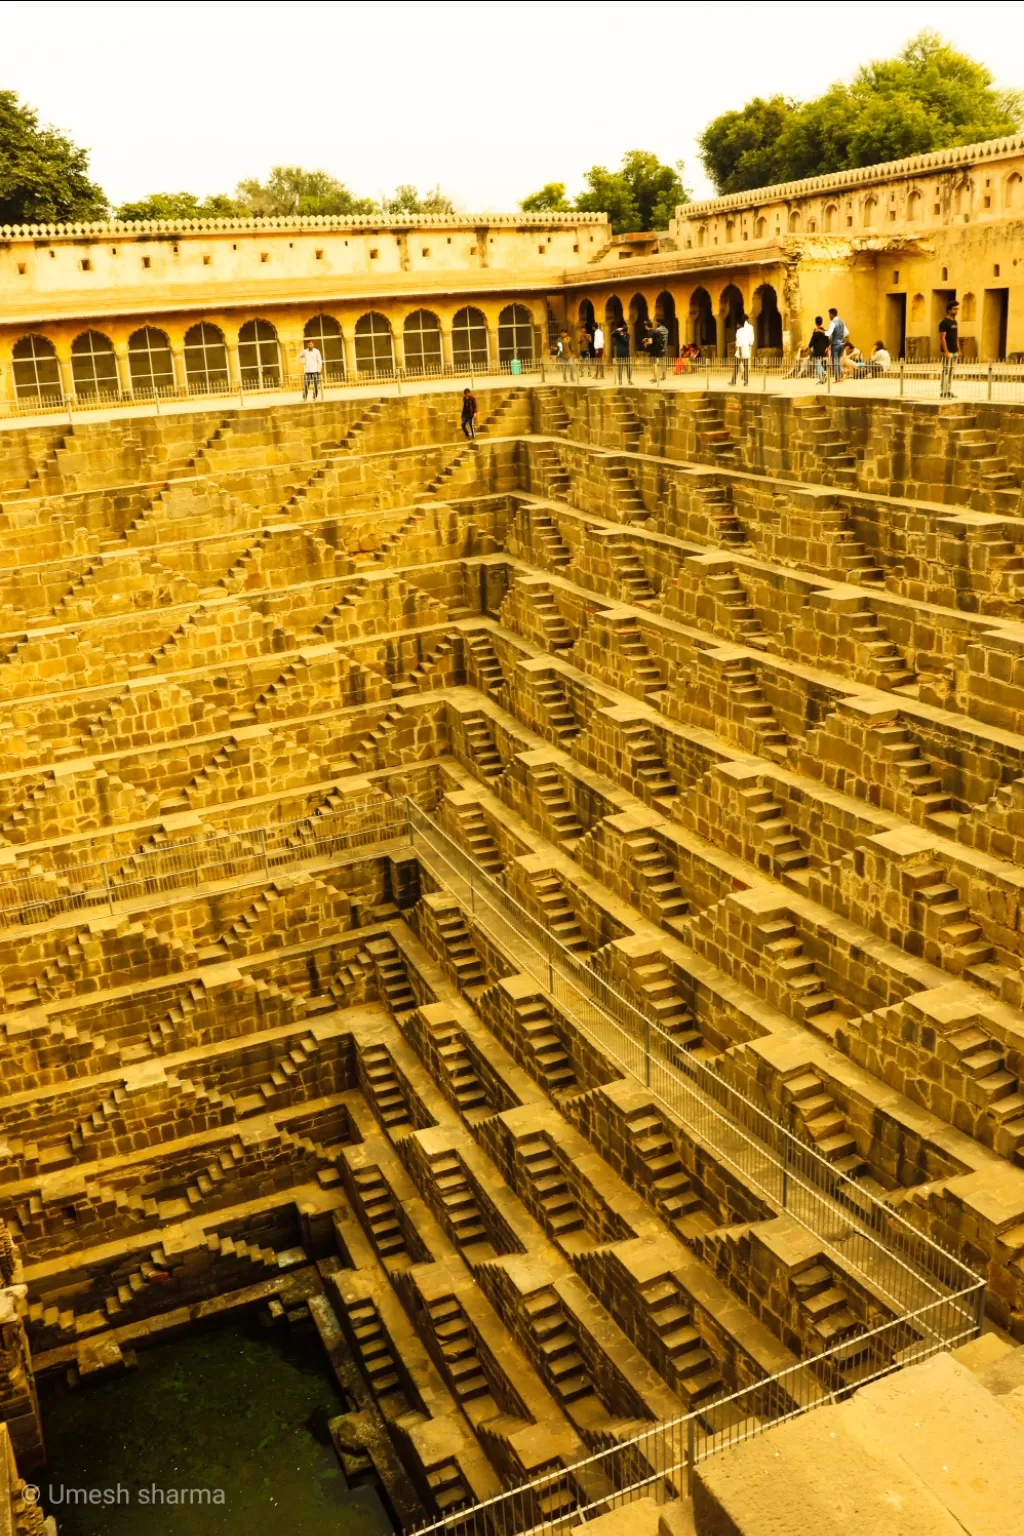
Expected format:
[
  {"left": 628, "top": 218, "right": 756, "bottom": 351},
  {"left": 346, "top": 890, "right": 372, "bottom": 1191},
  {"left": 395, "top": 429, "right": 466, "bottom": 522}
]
[
  {"left": 699, "top": 31, "right": 1023, "bottom": 194},
  {"left": 378, "top": 183, "right": 454, "bottom": 216},
  {"left": 519, "top": 182, "right": 573, "bottom": 212},
  {"left": 576, "top": 150, "right": 690, "bottom": 233},
  {"left": 233, "top": 165, "right": 377, "bottom": 217},
  {"left": 115, "top": 191, "right": 242, "bottom": 221},
  {"left": 522, "top": 154, "right": 689, "bottom": 233},
  {"left": 0, "top": 89, "right": 107, "bottom": 224}
]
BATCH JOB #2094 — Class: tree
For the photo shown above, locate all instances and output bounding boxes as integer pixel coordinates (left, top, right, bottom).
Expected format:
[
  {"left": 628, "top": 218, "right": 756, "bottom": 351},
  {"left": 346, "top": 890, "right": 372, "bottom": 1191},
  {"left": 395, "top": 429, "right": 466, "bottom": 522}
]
[
  {"left": 378, "top": 183, "right": 455, "bottom": 216},
  {"left": 699, "top": 31, "right": 1023, "bottom": 194},
  {"left": 0, "top": 89, "right": 107, "bottom": 224},
  {"left": 575, "top": 150, "right": 690, "bottom": 233},
  {"left": 519, "top": 182, "right": 573, "bottom": 212},
  {"left": 234, "top": 166, "right": 376, "bottom": 218},
  {"left": 115, "top": 191, "right": 242, "bottom": 221}
]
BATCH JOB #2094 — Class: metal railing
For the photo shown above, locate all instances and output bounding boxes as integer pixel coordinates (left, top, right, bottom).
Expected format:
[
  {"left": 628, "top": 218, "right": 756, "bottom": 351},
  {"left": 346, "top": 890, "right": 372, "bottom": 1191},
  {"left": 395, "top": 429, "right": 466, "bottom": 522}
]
[
  {"left": 404, "top": 799, "right": 984, "bottom": 1535},
  {"left": 0, "top": 794, "right": 410, "bottom": 927},
  {"left": 0, "top": 358, "right": 545, "bottom": 422}
]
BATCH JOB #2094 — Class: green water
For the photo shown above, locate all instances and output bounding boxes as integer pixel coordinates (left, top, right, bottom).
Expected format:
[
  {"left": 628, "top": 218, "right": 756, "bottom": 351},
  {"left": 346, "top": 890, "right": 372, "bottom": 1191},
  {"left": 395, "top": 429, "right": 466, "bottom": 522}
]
[{"left": 39, "top": 1318, "right": 394, "bottom": 1536}]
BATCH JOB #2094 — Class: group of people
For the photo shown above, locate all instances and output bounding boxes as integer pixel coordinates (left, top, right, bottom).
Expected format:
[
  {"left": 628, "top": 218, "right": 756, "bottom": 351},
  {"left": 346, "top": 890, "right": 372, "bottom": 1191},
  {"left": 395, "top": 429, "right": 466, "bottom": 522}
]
[
  {"left": 556, "top": 316, "right": 672, "bottom": 384},
  {"left": 789, "top": 311, "right": 892, "bottom": 383}
]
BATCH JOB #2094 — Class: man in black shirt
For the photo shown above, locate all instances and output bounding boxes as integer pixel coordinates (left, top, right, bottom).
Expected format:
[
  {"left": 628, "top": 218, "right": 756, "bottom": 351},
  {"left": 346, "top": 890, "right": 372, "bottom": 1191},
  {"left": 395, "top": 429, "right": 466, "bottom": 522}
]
[
  {"left": 939, "top": 300, "right": 959, "bottom": 398},
  {"left": 808, "top": 316, "right": 831, "bottom": 384}
]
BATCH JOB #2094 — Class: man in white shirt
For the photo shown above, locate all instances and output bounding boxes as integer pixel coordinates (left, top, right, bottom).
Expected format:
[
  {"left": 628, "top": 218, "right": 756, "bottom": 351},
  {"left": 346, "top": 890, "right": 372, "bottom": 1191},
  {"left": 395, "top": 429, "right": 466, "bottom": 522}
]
[
  {"left": 299, "top": 338, "right": 323, "bottom": 400},
  {"left": 730, "top": 314, "right": 755, "bottom": 386},
  {"left": 592, "top": 324, "right": 605, "bottom": 379}
]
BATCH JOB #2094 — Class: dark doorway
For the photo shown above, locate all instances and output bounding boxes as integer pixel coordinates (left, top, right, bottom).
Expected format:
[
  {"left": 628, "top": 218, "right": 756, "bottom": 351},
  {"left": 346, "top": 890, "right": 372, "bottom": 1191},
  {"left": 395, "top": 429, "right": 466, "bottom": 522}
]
[
  {"left": 983, "top": 289, "right": 1009, "bottom": 360},
  {"left": 752, "top": 284, "right": 782, "bottom": 350},
  {"left": 885, "top": 293, "right": 907, "bottom": 359},
  {"left": 689, "top": 288, "right": 716, "bottom": 350},
  {"left": 629, "top": 293, "right": 650, "bottom": 351},
  {"left": 719, "top": 284, "right": 745, "bottom": 357},
  {"left": 655, "top": 291, "right": 679, "bottom": 355}
]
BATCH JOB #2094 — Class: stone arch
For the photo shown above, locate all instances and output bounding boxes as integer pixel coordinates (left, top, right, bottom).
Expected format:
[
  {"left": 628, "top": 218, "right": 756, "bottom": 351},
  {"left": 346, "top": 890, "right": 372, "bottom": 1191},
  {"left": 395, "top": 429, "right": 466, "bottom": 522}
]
[
  {"left": 497, "top": 304, "right": 534, "bottom": 364},
  {"left": 960, "top": 292, "right": 977, "bottom": 323},
  {"left": 578, "top": 298, "right": 596, "bottom": 332},
  {"left": 654, "top": 291, "right": 679, "bottom": 354},
  {"left": 788, "top": 209, "right": 801, "bottom": 233},
  {"left": 719, "top": 284, "right": 745, "bottom": 356},
  {"left": 754, "top": 216, "right": 767, "bottom": 238},
  {"left": 823, "top": 203, "right": 837, "bottom": 233},
  {"left": 304, "top": 314, "right": 345, "bottom": 379},
  {"left": 863, "top": 196, "right": 878, "bottom": 227},
  {"left": 911, "top": 293, "right": 926, "bottom": 323},
  {"left": 1006, "top": 172, "right": 1022, "bottom": 211},
  {"left": 128, "top": 326, "right": 174, "bottom": 396},
  {"left": 628, "top": 292, "right": 649, "bottom": 351},
  {"left": 952, "top": 179, "right": 970, "bottom": 216},
  {"left": 184, "top": 322, "right": 229, "bottom": 393},
  {"left": 807, "top": 218, "right": 817, "bottom": 232},
  {"left": 11, "top": 334, "right": 62, "bottom": 402},
  {"left": 452, "top": 306, "right": 488, "bottom": 370},
  {"left": 689, "top": 288, "right": 716, "bottom": 350},
  {"left": 238, "top": 318, "right": 281, "bottom": 388},
  {"left": 907, "top": 190, "right": 922, "bottom": 221},
  {"left": 70, "top": 329, "right": 119, "bottom": 398},
  {"left": 354, "top": 311, "right": 395, "bottom": 375},
  {"left": 696, "top": 225, "right": 707, "bottom": 248},
  {"left": 403, "top": 309, "right": 443, "bottom": 375},
  {"left": 752, "top": 284, "right": 782, "bottom": 351},
  {"left": 605, "top": 295, "right": 624, "bottom": 333},
  {"left": 726, "top": 219, "right": 736, "bottom": 243}
]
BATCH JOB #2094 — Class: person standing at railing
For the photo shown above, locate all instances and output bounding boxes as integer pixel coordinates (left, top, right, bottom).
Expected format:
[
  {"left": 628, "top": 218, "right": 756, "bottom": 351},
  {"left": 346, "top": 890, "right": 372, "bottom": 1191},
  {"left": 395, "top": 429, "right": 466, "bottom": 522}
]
[
  {"left": 592, "top": 322, "right": 605, "bottom": 379},
  {"left": 808, "top": 317, "right": 831, "bottom": 383},
  {"left": 825, "top": 307, "right": 847, "bottom": 381},
  {"left": 611, "top": 322, "right": 631, "bottom": 384},
  {"left": 730, "top": 314, "right": 754, "bottom": 386},
  {"left": 577, "top": 323, "right": 593, "bottom": 378},
  {"left": 648, "top": 318, "right": 669, "bottom": 381},
  {"left": 939, "top": 300, "right": 960, "bottom": 398},
  {"left": 460, "top": 388, "right": 478, "bottom": 440},
  {"left": 557, "top": 329, "right": 576, "bottom": 383},
  {"left": 299, "top": 338, "right": 323, "bottom": 401}
]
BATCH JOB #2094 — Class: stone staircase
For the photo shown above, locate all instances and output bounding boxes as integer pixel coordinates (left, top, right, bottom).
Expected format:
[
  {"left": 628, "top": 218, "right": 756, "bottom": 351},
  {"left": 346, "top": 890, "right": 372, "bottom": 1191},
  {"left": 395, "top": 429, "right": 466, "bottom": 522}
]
[
  {"left": 605, "top": 533, "right": 657, "bottom": 602},
  {"left": 523, "top": 1288, "right": 595, "bottom": 1404},
  {"left": 753, "top": 917, "right": 852, "bottom": 1037},
  {"left": 434, "top": 907, "right": 489, "bottom": 991},
  {"left": 462, "top": 711, "right": 504, "bottom": 778},
  {"left": 703, "top": 567, "right": 768, "bottom": 645},
  {"left": 531, "top": 673, "right": 579, "bottom": 744},
  {"left": 429, "top": 1020, "right": 491, "bottom": 1114},
  {"left": 426, "top": 1153, "right": 490, "bottom": 1250},
  {"left": 838, "top": 605, "right": 916, "bottom": 691},
  {"left": 602, "top": 462, "right": 648, "bottom": 525},
  {"left": 721, "top": 659, "right": 789, "bottom": 760},
  {"left": 349, "top": 1165, "right": 409, "bottom": 1258},
  {"left": 692, "top": 400, "right": 735, "bottom": 465},
  {"left": 941, "top": 1025, "right": 1024, "bottom": 1159},
  {"left": 447, "top": 797, "right": 503, "bottom": 877},
  {"left": 791, "top": 401, "right": 858, "bottom": 487},
  {"left": 738, "top": 784, "right": 811, "bottom": 880},
  {"left": 512, "top": 994, "right": 578, "bottom": 1095},
  {"left": 638, "top": 1276, "right": 722, "bottom": 1400},
  {"left": 869, "top": 721, "right": 957, "bottom": 828},
  {"left": 346, "top": 1298, "right": 411, "bottom": 1409},
  {"left": 528, "top": 764, "right": 585, "bottom": 841},
  {"left": 392, "top": 633, "right": 461, "bottom": 697},
  {"left": 367, "top": 938, "right": 418, "bottom": 1016},
  {"left": 464, "top": 632, "right": 507, "bottom": 701},
  {"left": 781, "top": 1068, "right": 868, "bottom": 1176},
  {"left": 360, "top": 1042, "right": 414, "bottom": 1130},
  {"left": 625, "top": 1108, "right": 702, "bottom": 1224},
  {"left": 527, "top": 871, "right": 589, "bottom": 952},
  {"left": 619, "top": 720, "right": 678, "bottom": 802},
  {"left": 625, "top": 957, "right": 702, "bottom": 1050},
  {"left": 623, "top": 832, "right": 689, "bottom": 926},
  {"left": 613, "top": 622, "right": 665, "bottom": 699},
  {"left": 515, "top": 1135, "right": 585, "bottom": 1238},
  {"left": 530, "top": 511, "right": 573, "bottom": 570}
]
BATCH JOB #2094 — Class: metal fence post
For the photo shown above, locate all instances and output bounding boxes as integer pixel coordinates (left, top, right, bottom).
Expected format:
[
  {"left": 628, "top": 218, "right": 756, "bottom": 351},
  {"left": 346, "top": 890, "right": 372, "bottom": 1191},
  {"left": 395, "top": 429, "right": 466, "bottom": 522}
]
[
  {"left": 469, "top": 863, "right": 475, "bottom": 914},
  {"left": 258, "top": 826, "right": 270, "bottom": 880},
  {"left": 781, "top": 1131, "right": 789, "bottom": 1210},
  {"left": 645, "top": 1016, "right": 651, "bottom": 1087},
  {"left": 687, "top": 1417, "right": 696, "bottom": 1495},
  {"left": 988, "top": 364, "right": 994, "bottom": 402},
  {"left": 899, "top": 360, "right": 905, "bottom": 398},
  {"left": 104, "top": 861, "right": 115, "bottom": 914},
  {"left": 547, "top": 931, "right": 554, "bottom": 992}
]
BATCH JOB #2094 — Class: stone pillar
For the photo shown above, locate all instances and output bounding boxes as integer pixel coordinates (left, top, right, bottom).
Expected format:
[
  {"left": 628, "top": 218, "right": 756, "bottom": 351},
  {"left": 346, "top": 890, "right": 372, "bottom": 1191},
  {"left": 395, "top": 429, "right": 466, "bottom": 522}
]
[
  {"left": 0, "top": 1226, "right": 44, "bottom": 1474},
  {"left": 112, "top": 340, "right": 130, "bottom": 398},
  {"left": 440, "top": 324, "right": 454, "bottom": 374},
  {"left": 391, "top": 328, "right": 405, "bottom": 374},
  {"left": 488, "top": 326, "right": 502, "bottom": 373},
  {"left": 225, "top": 338, "right": 241, "bottom": 393},
  {"left": 170, "top": 346, "right": 187, "bottom": 394},
  {"left": 56, "top": 354, "right": 74, "bottom": 405},
  {"left": 343, "top": 331, "right": 359, "bottom": 381}
]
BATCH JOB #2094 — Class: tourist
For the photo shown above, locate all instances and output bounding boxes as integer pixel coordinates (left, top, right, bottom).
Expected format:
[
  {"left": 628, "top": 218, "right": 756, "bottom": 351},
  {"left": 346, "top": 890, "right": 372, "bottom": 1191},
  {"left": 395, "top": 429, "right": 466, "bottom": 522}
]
[
  {"left": 557, "top": 329, "right": 575, "bottom": 383},
  {"left": 578, "top": 324, "right": 593, "bottom": 377},
  {"left": 841, "top": 341, "right": 863, "bottom": 379},
  {"left": 611, "top": 322, "right": 632, "bottom": 384},
  {"left": 652, "top": 317, "right": 670, "bottom": 380},
  {"left": 460, "top": 388, "right": 478, "bottom": 440},
  {"left": 825, "top": 307, "right": 847, "bottom": 380},
  {"left": 592, "top": 320, "right": 605, "bottom": 379},
  {"left": 299, "top": 337, "right": 323, "bottom": 400},
  {"left": 939, "top": 300, "right": 959, "bottom": 398},
  {"left": 786, "top": 346, "right": 813, "bottom": 379},
  {"left": 868, "top": 340, "right": 892, "bottom": 376},
  {"left": 730, "top": 313, "right": 755, "bottom": 386},
  {"left": 808, "top": 317, "right": 831, "bottom": 383}
]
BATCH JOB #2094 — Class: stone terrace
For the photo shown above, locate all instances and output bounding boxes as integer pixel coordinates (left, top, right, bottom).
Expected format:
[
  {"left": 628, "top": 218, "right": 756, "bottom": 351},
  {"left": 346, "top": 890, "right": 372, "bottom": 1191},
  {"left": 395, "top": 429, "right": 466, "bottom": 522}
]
[{"left": 0, "top": 384, "right": 1023, "bottom": 1531}]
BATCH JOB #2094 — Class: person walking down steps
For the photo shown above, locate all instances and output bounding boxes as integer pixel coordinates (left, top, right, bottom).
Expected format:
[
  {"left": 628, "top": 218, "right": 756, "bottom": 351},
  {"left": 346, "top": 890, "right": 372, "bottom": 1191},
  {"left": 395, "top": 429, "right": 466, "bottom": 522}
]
[
  {"left": 299, "top": 337, "right": 323, "bottom": 400},
  {"left": 730, "top": 313, "right": 754, "bottom": 386},
  {"left": 460, "top": 388, "right": 478, "bottom": 440}
]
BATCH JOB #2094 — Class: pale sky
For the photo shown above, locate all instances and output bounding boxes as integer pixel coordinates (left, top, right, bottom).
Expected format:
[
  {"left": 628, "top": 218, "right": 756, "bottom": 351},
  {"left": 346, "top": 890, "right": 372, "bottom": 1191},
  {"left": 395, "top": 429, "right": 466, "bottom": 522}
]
[{"left": 2, "top": 0, "right": 1022, "bottom": 211}]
